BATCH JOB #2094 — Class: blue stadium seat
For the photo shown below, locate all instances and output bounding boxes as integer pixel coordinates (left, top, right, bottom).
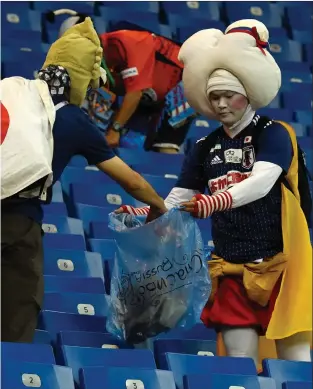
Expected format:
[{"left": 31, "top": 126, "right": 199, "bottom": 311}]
[
  {"left": 262, "top": 359, "right": 313, "bottom": 386},
  {"left": 2, "top": 342, "right": 55, "bottom": 364},
  {"left": 42, "top": 215, "right": 84, "bottom": 237},
  {"left": 71, "top": 182, "right": 142, "bottom": 208},
  {"left": 1, "top": 2, "right": 41, "bottom": 32},
  {"left": 43, "top": 233, "right": 86, "bottom": 250},
  {"left": 38, "top": 311, "right": 107, "bottom": 344},
  {"left": 283, "top": 382, "right": 313, "bottom": 389},
  {"left": 162, "top": 1, "right": 221, "bottom": 21},
  {"left": 44, "top": 292, "right": 108, "bottom": 316},
  {"left": 281, "top": 71, "right": 312, "bottom": 85},
  {"left": 99, "top": 7, "right": 161, "bottom": 34},
  {"left": 277, "top": 61, "right": 312, "bottom": 73},
  {"left": 75, "top": 204, "right": 113, "bottom": 237},
  {"left": 2, "top": 362, "right": 75, "bottom": 389},
  {"left": 142, "top": 174, "right": 176, "bottom": 194},
  {"left": 283, "top": 90, "right": 312, "bottom": 111},
  {"left": 185, "top": 374, "right": 277, "bottom": 389},
  {"left": 257, "top": 108, "right": 293, "bottom": 122},
  {"left": 33, "top": 1, "right": 95, "bottom": 13},
  {"left": 93, "top": 16, "right": 108, "bottom": 35},
  {"left": 61, "top": 346, "right": 156, "bottom": 386},
  {"left": 165, "top": 354, "right": 257, "bottom": 389},
  {"left": 225, "top": 2, "right": 282, "bottom": 27},
  {"left": 58, "top": 330, "right": 133, "bottom": 349},
  {"left": 304, "top": 43, "right": 312, "bottom": 64},
  {"left": 295, "top": 111, "right": 312, "bottom": 127},
  {"left": 89, "top": 238, "right": 117, "bottom": 260},
  {"left": 80, "top": 366, "right": 176, "bottom": 389},
  {"left": 44, "top": 275, "right": 105, "bottom": 294},
  {"left": 178, "top": 20, "right": 225, "bottom": 42},
  {"left": 154, "top": 339, "right": 217, "bottom": 369},
  {"left": 269, "top": 27, "right": 288, "bottom": 39},
  {"left": 90, "top": 221, "right": 115, "bottom": 239},
  {"left": 297, "top": 137, "right": 312, "bottom": 150},
  {"left": 33, "top": 329, "right": 52, "bottom": 345},
  {"left": 44, "top": 249, "right": 104, "bottom": 279},
  {"left": 68, "top": 155, "right": 89, "bottom": 167},
  {"left": 268, "top": 93, "right": 282, "bottom": 109},
  {"left": 2, "top": 54, "right": 44, "bottom": 79},
  {"left": 101, "top": 1, "right": 159, "bottom": 13},
  {"left": 3, "top": 29, "right": 42, "bottom": 48},
  {"left": 43, "top": 202, "right": 68, "bottom": 216},
  {"left": 289, "top": 123, "right": 307, "bottom": 137},
  {"left": 286, "top": 6, "right": 312, "bottom": 31},
  {"left": 52, "top": 181, "right": 64, "bottom": 202},
  {"left": 269, "top": 39, "right": 302, "bottom": 63},
  {"left": 292, "top": 30, "right": 312, "bottom": 44},
  {"left": 305, "top": 150, "right": 313, "bottom": 176}
]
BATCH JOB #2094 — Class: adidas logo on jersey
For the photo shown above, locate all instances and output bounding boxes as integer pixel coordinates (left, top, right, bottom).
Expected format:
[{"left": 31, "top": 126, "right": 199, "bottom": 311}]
[{"left": 210, "top": 155, "right": 223, "bottom": 165}]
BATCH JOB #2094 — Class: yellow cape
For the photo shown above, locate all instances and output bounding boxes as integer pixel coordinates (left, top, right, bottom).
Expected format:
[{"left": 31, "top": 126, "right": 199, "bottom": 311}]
[{"left": 266, "top": 121, "right": 312, "bottom": 340}]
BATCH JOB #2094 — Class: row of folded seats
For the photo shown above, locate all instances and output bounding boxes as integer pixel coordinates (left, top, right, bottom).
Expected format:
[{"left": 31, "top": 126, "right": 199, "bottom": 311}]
[
  {"left": 1, "top": 1, "right": 312, "bottom": 78},
  {"left": 2, "top": 340, "right": 312, "bottom": 388}
]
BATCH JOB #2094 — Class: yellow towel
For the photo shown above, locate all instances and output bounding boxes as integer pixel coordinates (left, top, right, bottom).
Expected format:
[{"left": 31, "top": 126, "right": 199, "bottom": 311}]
[{"left": 42, "top": 17, "right": 103, "bottom": 107}]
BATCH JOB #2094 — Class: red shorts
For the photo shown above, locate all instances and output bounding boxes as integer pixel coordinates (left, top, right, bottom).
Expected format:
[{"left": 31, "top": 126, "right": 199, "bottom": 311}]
[{"left": 201, "top": 276, "right": 281, "bottom": 335}]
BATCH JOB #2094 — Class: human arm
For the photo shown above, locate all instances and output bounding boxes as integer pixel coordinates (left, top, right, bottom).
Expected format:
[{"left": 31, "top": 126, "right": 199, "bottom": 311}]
[
  {"left": 105, "top": 90, "right": 143, "bottom": 147},
  {"left": 182, "top": 122, "right": 293, "bottom": 217}
]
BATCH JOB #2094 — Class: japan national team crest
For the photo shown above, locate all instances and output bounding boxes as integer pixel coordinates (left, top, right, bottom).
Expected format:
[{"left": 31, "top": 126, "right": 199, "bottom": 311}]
[{"left": 242, "top": 145, "right": 255, "bottom": 169}]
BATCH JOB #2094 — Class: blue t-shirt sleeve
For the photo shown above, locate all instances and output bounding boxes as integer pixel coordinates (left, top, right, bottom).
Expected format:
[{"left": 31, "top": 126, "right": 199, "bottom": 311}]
[
  {"left": 176, "top": 140, "right": 206, "bottom": 192},
  {"left": 256, "top": 122, "right": 293, "bottom": 172},
  {"left": 75, "top": 109, "right": 115, "bottom": 165}
]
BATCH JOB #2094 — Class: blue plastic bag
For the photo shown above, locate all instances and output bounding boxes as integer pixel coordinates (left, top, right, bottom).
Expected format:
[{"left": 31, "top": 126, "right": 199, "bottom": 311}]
[{"left": 106, "top": 208, "right": 212, "bottom": 343}]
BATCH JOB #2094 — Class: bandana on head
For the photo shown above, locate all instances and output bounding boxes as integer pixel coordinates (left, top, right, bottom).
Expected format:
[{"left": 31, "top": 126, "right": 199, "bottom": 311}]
[
  {"left": 206, "top": 69, "right": 247, "bottom": 98},
  {"left": 38, "top": 65, "right": 71, "bottom": 97}
]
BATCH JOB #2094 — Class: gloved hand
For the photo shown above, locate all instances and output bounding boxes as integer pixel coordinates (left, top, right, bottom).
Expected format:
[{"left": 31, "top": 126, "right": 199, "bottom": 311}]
[
  {"left": 181, "top": 191, "right": 232, "bottom": 218},
  {"left": 115, "top": 205, "right": 150, "bottom": 216}
]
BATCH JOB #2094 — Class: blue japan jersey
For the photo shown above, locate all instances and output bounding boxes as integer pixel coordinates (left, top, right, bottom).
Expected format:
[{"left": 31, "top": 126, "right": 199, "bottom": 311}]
[{"left": 176, "top": 116, "right": 293, "bottom": 263}]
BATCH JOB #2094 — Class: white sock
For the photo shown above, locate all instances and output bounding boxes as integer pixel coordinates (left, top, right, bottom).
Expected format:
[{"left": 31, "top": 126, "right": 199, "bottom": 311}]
[
  {"left": 276, "top": 332, "right": 312, "bottom": 362},
  {"left": 222, "top": 327, "right": 259, "bottom": 367}
]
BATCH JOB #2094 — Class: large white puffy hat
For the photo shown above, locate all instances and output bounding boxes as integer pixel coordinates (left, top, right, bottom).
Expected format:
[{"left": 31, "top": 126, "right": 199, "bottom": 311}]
[{"left": 178, "top": 19, "right": 281, "bottom": 119}]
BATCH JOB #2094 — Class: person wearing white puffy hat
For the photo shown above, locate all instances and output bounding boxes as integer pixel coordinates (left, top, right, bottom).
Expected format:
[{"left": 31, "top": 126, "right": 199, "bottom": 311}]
[{"left": 116, "top": 19, "right": 312, "bottom": 366}]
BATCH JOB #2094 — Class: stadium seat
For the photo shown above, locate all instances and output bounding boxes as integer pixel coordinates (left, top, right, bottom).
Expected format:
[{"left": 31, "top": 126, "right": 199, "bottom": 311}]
[
  {"left": 281, "top": 71, "right": 312, "bottom": 85},
  {"left": 57, "top": 330, "right": 133, "bottom": 349},
  {"left": 89, "top": 238, "right": 117, "bottom": 258},
  {"left": 269, "top": 39, "right": 302, "bottom": 63},
  {"left": 71, "top": 182, "right": 143, "bottom": 208},
  {"left": 38, "top": 310, "right": 107, "bottom": 344},
  {"left": 75, "top": 204, "right": 114, "bottom": 237},
  {"left": 292, "top": 30, "right": 312, "bottom": 44},
  {"left": 257, "top": 108, "right": 293, "bottom": 122},
  {"left": 61, "top": 346, "right": 156, "bottom": 386},
  {"left": 164, "top": 353, "right": 257, "bottom": 389},
  {"left": 277, "top": 61, "right": 312, "bottom": 73},
  {"left": 52, "top": 180, "right": 64, "bottom": 201},
  {"left": 43, "top": 202, "right": 68, "bottom": 216},
  {"left": 267, "top": 93, "right": 282, "bottom": 109},
  {"left": 44, "top": 292, "right": 108, "bottom": 316},
  {"left": 44, "top": 249, "right": 104, "bottom": 279},
  {"left": 43, "top": 233, "right": 86, "bottom": 250},
  {"left": 286, "top": 6, "right": 312, "bottom": 31},
  {"left": 304, "top": 43, "right": 312, "bottom": 64},
  {"left": 44, "top": 275, "right": 105, "bottom": 294},
  {"left": 225, "top": 2, "right": 282, "bottom": 27},
  {"left": 90, "top": 221, "right": 116, "bottom": 239},
  {"left": 171, "top": 17, "right": 225, "bottom": 42},
  {"left": 2, "top": 342, "right": 55, "bottom": 364},
  {"left": 99, "top": 7, "right": 161, "bottom": 34},
  {"left": 262, "top": 359, "right": 313, "bottom": 386},
  {"left": 80, "top": 366, "right": 176, "bottom": 389},
  {"left": 295, "top": 111, "right": 312, "bottom": 127},
  {"left": 185, "top": 374, "right": 276, "bottom": 389},
  {"left": 297, "top": 137, "right": 312, "bottom": 150},
  {"left": 42, "top": 215, "right": 85, "bottom": 237},
  {"left": 162, "top": 1, "right": 221, "bottom": 21},
  {"left": 289, "top": 123, "right": 307, "bottom": 137},
  {"left": 154, "top": 339, "right": 217, "bottom": 369},
  {"left": 283, "top": 90, "right": 312, "bottom": 111},
  {"left": 283, "top": 382, "right": 313, "bottom": 389},
  {"left": 1, "top": 2, "right": 41, "bottom": 33},
  {"left": 101, "top": 1, "right": 159, "bottom": 13},
  {"left": 2, "top": 54, "right": 44, "bottom": 79},
  {"left": 33, "top": 329, "right": 52, "bottom": 345},
  {"left": 1, "top": 362, "right": 75, "bottom": 389}
]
